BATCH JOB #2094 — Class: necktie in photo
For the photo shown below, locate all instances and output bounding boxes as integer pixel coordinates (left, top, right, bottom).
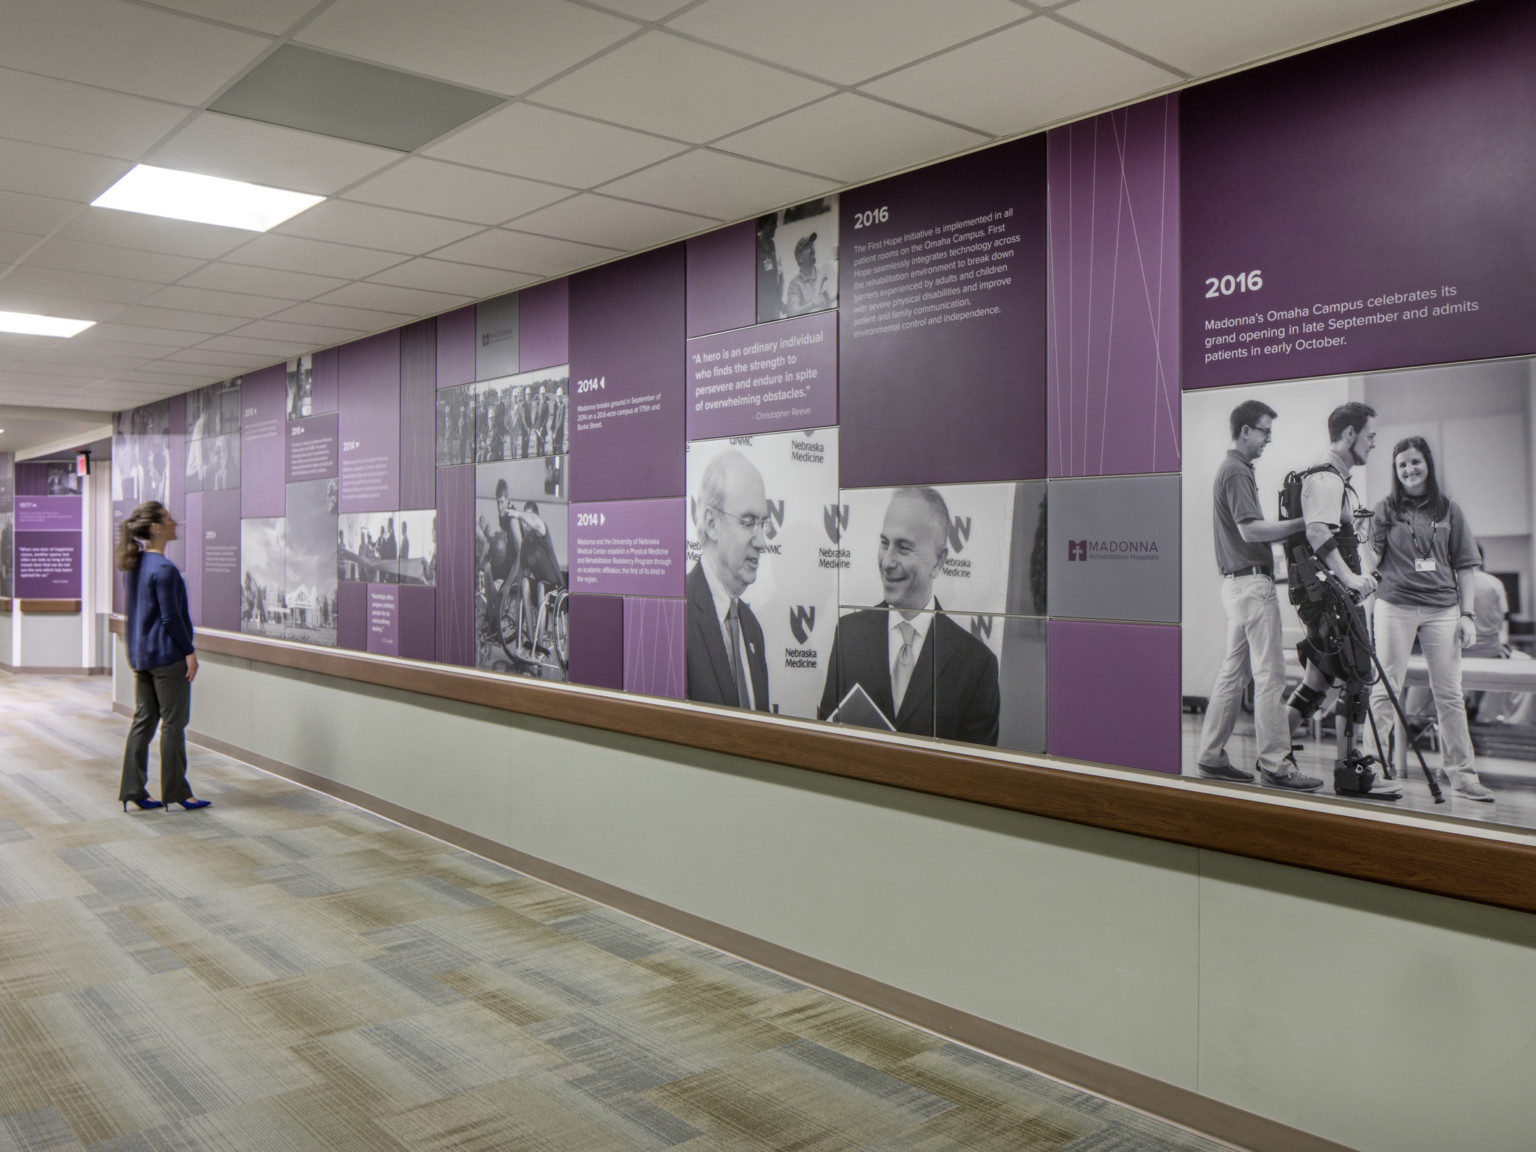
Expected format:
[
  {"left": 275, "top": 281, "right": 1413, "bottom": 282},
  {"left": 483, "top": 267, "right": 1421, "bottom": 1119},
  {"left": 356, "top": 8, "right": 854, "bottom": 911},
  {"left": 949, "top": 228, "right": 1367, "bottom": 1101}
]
[
  {"left": 726, "top": 600, "right": 750, "bottom": 708},
  {"left": 892, "top": 621, "right": 916, "bottom": 713}
]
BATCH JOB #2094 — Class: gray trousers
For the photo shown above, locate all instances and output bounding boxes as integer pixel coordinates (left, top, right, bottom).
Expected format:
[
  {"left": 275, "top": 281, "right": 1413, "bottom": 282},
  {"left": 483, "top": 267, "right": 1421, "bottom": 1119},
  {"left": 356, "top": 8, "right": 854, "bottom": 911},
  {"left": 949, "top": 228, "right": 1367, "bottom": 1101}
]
[{"left": 120, "top": 661, "right": 192, "bottom": 804}]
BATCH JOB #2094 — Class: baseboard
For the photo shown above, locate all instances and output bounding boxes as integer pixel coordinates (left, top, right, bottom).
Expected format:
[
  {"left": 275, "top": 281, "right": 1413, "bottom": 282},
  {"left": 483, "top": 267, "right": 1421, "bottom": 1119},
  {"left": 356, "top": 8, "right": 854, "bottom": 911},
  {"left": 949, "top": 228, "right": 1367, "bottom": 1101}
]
[{"left": 11, "top": 665, "right": 109, "bottom": 676}]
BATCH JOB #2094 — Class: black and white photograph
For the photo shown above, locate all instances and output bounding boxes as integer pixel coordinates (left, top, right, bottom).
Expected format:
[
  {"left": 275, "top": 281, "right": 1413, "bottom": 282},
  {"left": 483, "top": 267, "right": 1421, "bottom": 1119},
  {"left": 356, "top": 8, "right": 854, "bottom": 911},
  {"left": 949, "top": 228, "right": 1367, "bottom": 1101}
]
[
  {"left": 186, "top": 431, "right": 240, "bottom": 494},
  {"left": 475, "top": 456, "right": 568, "bottom": 680},
  {"left": 396, "top": 508, "right": 437, "bottom": 586},
  {"left": 338, "top": 511, "right": 400, "bottom": 584},
  {"left": 757, "top": 196, "right": 839, "bottom": 323},
  {"left": 437, "top": 382, "right": 475, "bottom": 466},
  {"left": 44, "top": 463, "right": 81, "bottom": 496},
  {"left": 240, "top": 516, "right": 286, "bottom": 640},
  {"left": 1182, "top": 356, "right": 1536, "bottom": 828},
  {"left": 111, "top": 401, "right": 171, "bottom": 505},
  {"left": 683, "top": 430, "right": 840, "bottom": 721},
  {"left": 286, "top": 354, "right": 313, "bottom": 421},
  {"left": 284, "top": 478, "right": 338, "bottom": 647},
  {"left": 473, "top": 366, "right": 570, "bottom": 464},
  {"left": 186, "top": 378, "right": 241, "bottom": 442}
]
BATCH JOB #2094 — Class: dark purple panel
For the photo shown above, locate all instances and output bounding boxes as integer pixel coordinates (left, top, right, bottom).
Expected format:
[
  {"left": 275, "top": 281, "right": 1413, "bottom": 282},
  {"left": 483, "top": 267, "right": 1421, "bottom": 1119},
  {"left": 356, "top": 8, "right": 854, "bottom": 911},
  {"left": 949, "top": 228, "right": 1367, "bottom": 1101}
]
[
  {"left": 311, "top": 346, "right": 339, "bottom": 414},
  {"left": 839, "top": 137, "right": 1047, "bottom": 487},
  {"left": 1182, "top": 0, "right": 1536, "bottom": 388},
  {"left": 337, "top": 580, "right": 366, "bottom": 651},
  {"left": 434, "top": 463, "right": 475, "bottom": 668},
  {"left": 286, "top": 412, "right": 338, "bottom": 482},
  {"left": 569, "top": 497, "right": 684, "bottom": 597},
  {"left": 400, "top": 318, "right": 437, "bottom": 511},
  {"left": 366, "top": 584, "right": 399, "bottom": 655},
  {"left": 0, "top": 451, "right": 12, "bottom": 512},
  {"left": 399, "top": 584, "right": 435, "bottom": 663},
  {"left": 14, "top": 530, "right": 80, "bottom": 598},
  {"left": 339, "top": 330, "right": 401, "bottom": 513},
  {"left": 568, "top": 593, "right": 624, "bottom": 689},
  {"left": 1048, "top": 96, "right": 1181, "bottom": 477},
  {"left": 184, "top": 491, "right": 203, "bottom": 626},
  {"left": 569, "top": 247, "right": 685, "bottom": 502},
  {"left": 15, "top": 462, "right": 48, "bottom": 496},
  {"left": 1047, "top": 619, "right": 1179, "bottom": 774},
  {"left": 241, "top": 364, "right": 286, "bottom": 518},
  {"left": 200, "top": 488, "right": 241, "bottom": 631},
  {"left": 520, "top": 277, "right": 569, "bottom": 372},
  {"left": 687, "top": 221, "right": 756, "bottom": 338},
  {"left": 437, "top": 305, "right": 476, "bottom": 388},
  {"left": 167, "top": 391, "right": 186, "bottom": 520},
  {"left": 623, "top": 596, "right": 684, "bottom": 699},
  {"left": 686, "top": 311, "right": 837, "bottom": 440}
]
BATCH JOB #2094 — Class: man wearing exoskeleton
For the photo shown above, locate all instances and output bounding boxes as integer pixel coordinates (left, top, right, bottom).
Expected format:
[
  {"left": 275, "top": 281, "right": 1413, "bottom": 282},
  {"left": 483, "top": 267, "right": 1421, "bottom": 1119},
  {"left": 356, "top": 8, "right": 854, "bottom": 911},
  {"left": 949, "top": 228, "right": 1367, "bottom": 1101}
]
[{"left": 1280, "top": 401, "right": 1444, "bottom": 803}]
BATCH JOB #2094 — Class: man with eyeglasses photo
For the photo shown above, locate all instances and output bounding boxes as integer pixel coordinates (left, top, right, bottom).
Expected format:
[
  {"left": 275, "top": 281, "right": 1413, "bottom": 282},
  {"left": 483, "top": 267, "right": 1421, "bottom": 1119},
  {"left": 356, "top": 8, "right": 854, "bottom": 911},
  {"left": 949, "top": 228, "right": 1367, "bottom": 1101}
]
[{"left": 686, "top": 449, "right": 772, "bottom": 712}]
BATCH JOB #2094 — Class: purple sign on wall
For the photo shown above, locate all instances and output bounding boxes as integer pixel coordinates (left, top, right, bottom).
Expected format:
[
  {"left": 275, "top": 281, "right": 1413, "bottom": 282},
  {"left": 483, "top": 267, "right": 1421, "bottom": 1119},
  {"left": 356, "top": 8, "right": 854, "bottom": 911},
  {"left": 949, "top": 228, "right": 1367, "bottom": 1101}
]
[
  {"left": 569, "top": 246, "right": 685, "bottom": 502},
  {"left": 200, "top": 488, "right": 241, "bottom": 631},
  {"left": 520, "top": 277, "right": 569, "bottom": 373},
  {"left": 623, "top": 596, "right": 684, "bottom": 700},
  {"left": 1048, "top": 619, "right": 1179, "bottom": 774},
  {"left": 687, "top": 221, "right": 755, "bottom": 339},
  {"left": 1181, "top": 0, "right": 1536, "bottom": 389},
  {"left": 567, "top": 593, "right": 624, "bottom": 690},
  {"left": 569, "top": 497, "right": 684, "bottom": 598},
  {"left": 286, "top": 412, "right": 339, "bottom": 482},
  {"left": 1048, "top": 96, "right": 1181, "bottom": 477},
  {"left": 15, "top": 496, "right": 82, "bottom": 532},
  {"left": 367, "top": 584, "right": 399, "bottom": 656},
  {"left": 339, "top": 330, "right": 401, "bottom": 513},
  {"left": 241, "top": 364, "right": 285, "bottom": 518},
  {"left": 839, "top": 137, "right": 1048, "bottom": 487},
  {"left": 14, "top": 531, "right": 80, "bottom": 598},
  {"left": 687, "top": 311, "right": 837, "bottom": 440},
  {"left": 437, "top": 305, "right": 476, "bottom": 389}
]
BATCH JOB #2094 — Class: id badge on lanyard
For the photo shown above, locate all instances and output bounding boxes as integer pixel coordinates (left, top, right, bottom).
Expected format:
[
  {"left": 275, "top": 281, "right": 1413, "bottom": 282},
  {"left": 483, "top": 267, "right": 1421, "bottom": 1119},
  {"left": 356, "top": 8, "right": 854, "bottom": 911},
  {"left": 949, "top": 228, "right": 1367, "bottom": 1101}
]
[{"left": 1415, "top": 557, "right": 1437, "bottom": 573}]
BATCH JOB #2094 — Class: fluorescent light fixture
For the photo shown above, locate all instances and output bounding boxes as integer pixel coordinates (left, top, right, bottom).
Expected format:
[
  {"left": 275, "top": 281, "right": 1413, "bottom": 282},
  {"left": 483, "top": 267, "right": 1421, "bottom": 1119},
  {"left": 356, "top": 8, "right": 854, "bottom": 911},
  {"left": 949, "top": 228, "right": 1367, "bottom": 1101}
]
[
  {"left": 91, "top": 164, "right": 323, "bottom": 231},
  {"left": 0, "top": 311, "right": 95, "bottom": 338}
]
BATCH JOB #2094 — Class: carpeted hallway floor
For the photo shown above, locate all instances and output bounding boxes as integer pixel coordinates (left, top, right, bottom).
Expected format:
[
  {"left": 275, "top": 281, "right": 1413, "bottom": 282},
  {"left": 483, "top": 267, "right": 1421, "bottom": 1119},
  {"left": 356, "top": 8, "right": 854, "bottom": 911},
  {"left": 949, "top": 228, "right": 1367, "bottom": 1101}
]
[{"left": 0, "top": 671, "right": 1233, "bottom": 1151}]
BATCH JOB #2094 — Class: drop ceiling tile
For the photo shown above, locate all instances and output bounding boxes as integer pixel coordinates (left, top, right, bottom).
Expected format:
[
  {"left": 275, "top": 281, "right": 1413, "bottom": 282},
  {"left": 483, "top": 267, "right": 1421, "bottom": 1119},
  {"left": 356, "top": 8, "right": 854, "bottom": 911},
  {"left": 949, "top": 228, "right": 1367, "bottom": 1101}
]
[
  {"left": 274, "top": 201, "right": 483, "bottom": 255},
  {"left": 163, "top": 348, "right": 289, "bottom": 369},
  {"left": 144, "top": 0, "right": 322, "bottom": 36},
  {"left": 23, "top": 239, "right": 205, "bottom": 284},
  {"left": 0, "top": 291, "right": 124, "bottom": 323},
  {"left": 507, "top": 194, "right": 714, "bottom": 250},
  {"left": 344, "top": 159, "right": 571, "bottom": 225},
  {"left": 149, "top": 113, "right": 401, "bottom": 196},
  {"left": 366, "top": 258, "right": 537, "bottom": 298},
  {"left": 88, "top": 321, "right": 224, "bottom": 345},
  {"left": 176, "top": 263, "right": 347, "bottom": 299},
  {"left": 862, "top": 18, "right": 1179, "bottom": 137},
  {"left": 313, "top": 282, "right": 474, "bottom": 315},
  {"left": 268, "top": 301, "right": 416, "bottom": 330},
  {"left": 231, "top": 319, "right": 369, "bottom": 345},
  {"left": 0, "top": 139, "right": 129, "bottom": 203},
  {"left": 54, "top": 209, "right": 252, "bottom": 260},
  {"left": 716, "top": 92, "right": 990, "bottom": 183},
  {"left": 0, "top": 190, "right": 83, "bottom": 238},
  {"left": 430, "top": 228, "right": 619, "bottom": 275},
  {"left": 427, "top": 104, "right": 688, "bottom": 188},
  {"left": 197, "top": 333, "right": 316, "bottom": 357},
  {"left": 585, "top": 0, "right": 693, "bottom": 19},
  {"left": 66, "top": 337, "right": 194, "bottom": 358},
  {"left": 670, "top": 0, "right": 1029, "bottom": 85},
  {"left": 138, "top": 285, "right": 292, "bottom": 319},
  {"left": 109, "top": 307, "right": 253, "bottom": 335},
  {"left": 115, "top": 368, "right": 233, "bottom": 386},
  {"left": 0, "top": 231, "right": 41, "bottom": 264},
  {"left": 223, "top": 234, "right": 407, "bottom": 279},
  {"left": 0, "top": 0, "right": 270, "bottom": 105},
  {"left": 598, "top": 150, "right": 834, "bottom": 221},
  {"left": 0, "top": 69, "right": 191, "bottom": 161},
  {"left": 28, "top": 351, "right": 160, "bottom": 371},
  {"left": 297, "top": 0, "right": 637, "bottom": 96},
  {"left": 537, "top": 33, "right": 834, "bottom": 143},
  {"left": 1, "top": 267, "right": 161, "bottom": 305}
]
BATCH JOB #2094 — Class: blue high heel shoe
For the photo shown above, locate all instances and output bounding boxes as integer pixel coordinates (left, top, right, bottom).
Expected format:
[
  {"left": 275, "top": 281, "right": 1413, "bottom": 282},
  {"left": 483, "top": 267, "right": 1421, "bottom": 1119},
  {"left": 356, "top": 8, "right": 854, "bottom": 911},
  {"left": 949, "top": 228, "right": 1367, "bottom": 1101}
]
[
  {"left": 122, "top": 797, "right": 164, "bottom": 811},
  {"left": 168, "top": 798, "right": 212, "bottom": 811}
]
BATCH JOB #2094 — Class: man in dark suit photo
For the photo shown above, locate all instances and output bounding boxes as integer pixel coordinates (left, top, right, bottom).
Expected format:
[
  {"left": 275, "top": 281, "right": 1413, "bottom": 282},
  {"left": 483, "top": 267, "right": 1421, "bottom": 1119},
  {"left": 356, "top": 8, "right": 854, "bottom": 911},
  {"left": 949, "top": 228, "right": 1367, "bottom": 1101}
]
[
  {"left": 686, "top": 449, "right": 771, "bottom": 712},
  {"left": 818, "top": 487, "right": 1000, "bottom": 744}
]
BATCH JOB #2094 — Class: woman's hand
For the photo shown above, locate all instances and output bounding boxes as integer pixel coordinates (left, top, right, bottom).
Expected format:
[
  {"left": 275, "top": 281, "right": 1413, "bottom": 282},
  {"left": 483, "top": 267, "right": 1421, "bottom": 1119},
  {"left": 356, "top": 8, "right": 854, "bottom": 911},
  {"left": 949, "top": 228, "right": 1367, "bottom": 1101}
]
[
  {"left": 186, "top": 652, "right": 199, "bottom": 683},
  {"left": 1457, "top": 615, "right": 1477, "bottom": 649}
]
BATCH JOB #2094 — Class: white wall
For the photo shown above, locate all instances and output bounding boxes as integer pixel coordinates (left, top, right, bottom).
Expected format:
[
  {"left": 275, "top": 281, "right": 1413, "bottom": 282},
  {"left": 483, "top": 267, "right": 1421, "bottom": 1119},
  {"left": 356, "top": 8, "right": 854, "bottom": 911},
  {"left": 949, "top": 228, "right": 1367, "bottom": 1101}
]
[
  {"left": 21, "top": 612, "right": 83, "bottom": 668},
  {"left": 125, "top": 637, "right": 1536, "bottom": 1152}
]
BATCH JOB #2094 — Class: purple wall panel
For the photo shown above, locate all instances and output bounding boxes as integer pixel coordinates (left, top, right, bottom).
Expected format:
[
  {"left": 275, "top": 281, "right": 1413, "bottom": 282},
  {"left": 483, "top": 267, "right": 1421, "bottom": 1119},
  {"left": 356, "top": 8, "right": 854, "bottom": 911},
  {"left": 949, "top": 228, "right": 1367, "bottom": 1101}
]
[
  {"left": 286, "top": 412, "right": 338, "bottom": 482},
  {"left": 240, "top": 364, "right": 286, "bottom": 518},
  {"left": 337, "top": 580, "right": 366, "bottom": 651},
  {"left": 686, "top": 311, "right": 837, "bottom": 440},
  {"left": 400, "top": 318, "right": 437, "bottom": 511},
  {"left": 434, "top": 463, "right": 475, "bottom": 668},
  {"left": 200, "top": 488, "right": 241, "bottom": 631},
  {"left": 687, "top": 221, "right": 756, "bottom": 338},
  {"left": 519, "top": 277, "right": 569, "bottom": 372},
  {"left": 569, "top": 247, "right": 685, "bottom": 502},
  {"left": 623, "top": 596, "right": 684, "bottom": 700},
  {"left": 399, "top": 584, "right": 436, "bottom": 663},
  {"left": 567, "top": 593, "right": 624, "bottom": 690},
  {"left": 436, "top": 305, "right": 476, "bottom": 389},
  {"left": 367, "top": 585, "right": 399, "bottom": 655},
  {"left": 569, "top": 497, "right": 685, "bottom": 598},
  {"left": 1181, "top": 0, "right": 1536, "bottom": 388},
  {"left": 167, "top": 392, "right": 186, "bottom": 520},
  {"left": 1048, "top": 96, "right": 1181, "bottom": 477},
  {"left": 14, "top": 531, "right": 80, "bottom": 598},
  {"left": 338, "top": 330, "right": 401, "bottom": 513},
  {"left": 1048, "top": 619, "right": 1179, "bottom": 774},
  {"left": 184, "top": 491, "right": 203, "bottom": 626},
  {"left": 839, "top": 137, "right": 1048, "bottom": 487},
  {"left": 14, "top": 462, "right": 48, "bottom": 496},
  {"left": 311, "top": 347, "right": 339, "bottom": 414}
]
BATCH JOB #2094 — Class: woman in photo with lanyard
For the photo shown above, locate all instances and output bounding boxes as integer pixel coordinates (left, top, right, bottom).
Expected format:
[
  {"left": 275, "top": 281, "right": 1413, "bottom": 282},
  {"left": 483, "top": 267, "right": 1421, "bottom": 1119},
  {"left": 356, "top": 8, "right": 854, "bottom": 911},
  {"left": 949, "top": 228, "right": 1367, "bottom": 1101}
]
[{"left": 1366, "top": 436, "right": 1494, "bottom": 801}]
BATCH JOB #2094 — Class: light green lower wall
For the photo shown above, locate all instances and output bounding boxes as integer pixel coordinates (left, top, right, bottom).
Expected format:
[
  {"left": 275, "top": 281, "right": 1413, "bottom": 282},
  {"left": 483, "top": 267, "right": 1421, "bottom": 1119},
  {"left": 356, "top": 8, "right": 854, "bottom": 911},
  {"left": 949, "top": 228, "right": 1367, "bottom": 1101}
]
[
  {"left": 20, "top": 612, "right": 81, "bottom": 667},
  {"left": 122, "top": 640, "right": 1536, "bottom": 1152},
  {"left": 0, "top": 611, "right": 12, "bottom": 665}
]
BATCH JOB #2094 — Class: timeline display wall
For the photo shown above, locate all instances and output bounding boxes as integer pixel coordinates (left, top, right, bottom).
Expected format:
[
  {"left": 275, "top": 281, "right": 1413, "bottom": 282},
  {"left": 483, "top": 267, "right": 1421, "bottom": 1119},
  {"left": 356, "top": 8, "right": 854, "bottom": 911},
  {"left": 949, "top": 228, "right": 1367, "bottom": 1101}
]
[{"left": 113, "top": 0, "right": 1536, "bottom": 836}]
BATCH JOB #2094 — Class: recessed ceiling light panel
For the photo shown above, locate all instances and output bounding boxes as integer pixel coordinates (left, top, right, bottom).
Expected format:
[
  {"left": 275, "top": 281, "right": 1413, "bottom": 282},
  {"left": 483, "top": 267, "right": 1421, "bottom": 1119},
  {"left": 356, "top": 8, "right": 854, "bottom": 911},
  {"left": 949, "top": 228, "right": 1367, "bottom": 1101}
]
[
  {"left": 92, "top": 164, "right": 324, "bottom": 232},
  {"left": 0, "top": 312, "right": 96, "bottom": 338}
]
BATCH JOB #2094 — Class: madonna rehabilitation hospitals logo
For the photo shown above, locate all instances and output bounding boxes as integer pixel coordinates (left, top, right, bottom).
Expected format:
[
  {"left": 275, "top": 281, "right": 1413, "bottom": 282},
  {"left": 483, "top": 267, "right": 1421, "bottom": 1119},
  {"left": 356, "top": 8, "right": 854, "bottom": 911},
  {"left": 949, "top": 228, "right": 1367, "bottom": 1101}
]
[{"left": 1068, "top": 538, "right": 1159, "bottom": 561}]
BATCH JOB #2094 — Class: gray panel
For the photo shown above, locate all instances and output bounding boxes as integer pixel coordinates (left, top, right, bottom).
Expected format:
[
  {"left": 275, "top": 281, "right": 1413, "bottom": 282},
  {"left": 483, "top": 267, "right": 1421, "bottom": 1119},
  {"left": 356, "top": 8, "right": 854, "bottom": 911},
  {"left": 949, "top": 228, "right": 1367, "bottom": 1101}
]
[
  {"left": 476, "top": 292, "right": 520, "bottom": 381},
  {"left": 1048, "top": 475, "right": 1180, "bottom": 623},
  {"left": 210, "top": 45, "right": 504, "bottom": 153}
]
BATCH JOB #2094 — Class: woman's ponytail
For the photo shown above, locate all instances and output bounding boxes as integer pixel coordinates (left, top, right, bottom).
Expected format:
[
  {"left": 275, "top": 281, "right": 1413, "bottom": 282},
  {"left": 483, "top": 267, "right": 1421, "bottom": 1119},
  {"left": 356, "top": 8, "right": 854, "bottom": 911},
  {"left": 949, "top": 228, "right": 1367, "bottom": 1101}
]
[{"left": 116, "top": 501, "right": 166, "bottom": 572}]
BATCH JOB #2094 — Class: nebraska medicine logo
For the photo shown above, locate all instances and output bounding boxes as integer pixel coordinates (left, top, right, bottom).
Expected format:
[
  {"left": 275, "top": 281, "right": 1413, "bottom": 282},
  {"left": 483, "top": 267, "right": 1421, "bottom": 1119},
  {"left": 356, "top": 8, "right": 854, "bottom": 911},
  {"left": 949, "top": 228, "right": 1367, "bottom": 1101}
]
[
  {"left": 785, "top": 605, "right": 818, "bottom": 668},
  {"left": 819, "top": 504, "right": 850, "bottom": 569},
  {"left": 1068, "top": 538, "right": 1159, "bottom": 561}
]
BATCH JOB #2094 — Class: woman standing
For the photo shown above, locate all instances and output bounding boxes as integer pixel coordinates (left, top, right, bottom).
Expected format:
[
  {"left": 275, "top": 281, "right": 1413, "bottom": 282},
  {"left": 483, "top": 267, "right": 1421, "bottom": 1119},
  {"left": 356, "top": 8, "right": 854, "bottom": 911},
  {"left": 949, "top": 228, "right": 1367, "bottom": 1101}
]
[
  {"left": 118, "top": 501, "right": 210, "bottom": 811},
  {"left": 1367, "top": 437, "right": 1494, "bottom": 801}
]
